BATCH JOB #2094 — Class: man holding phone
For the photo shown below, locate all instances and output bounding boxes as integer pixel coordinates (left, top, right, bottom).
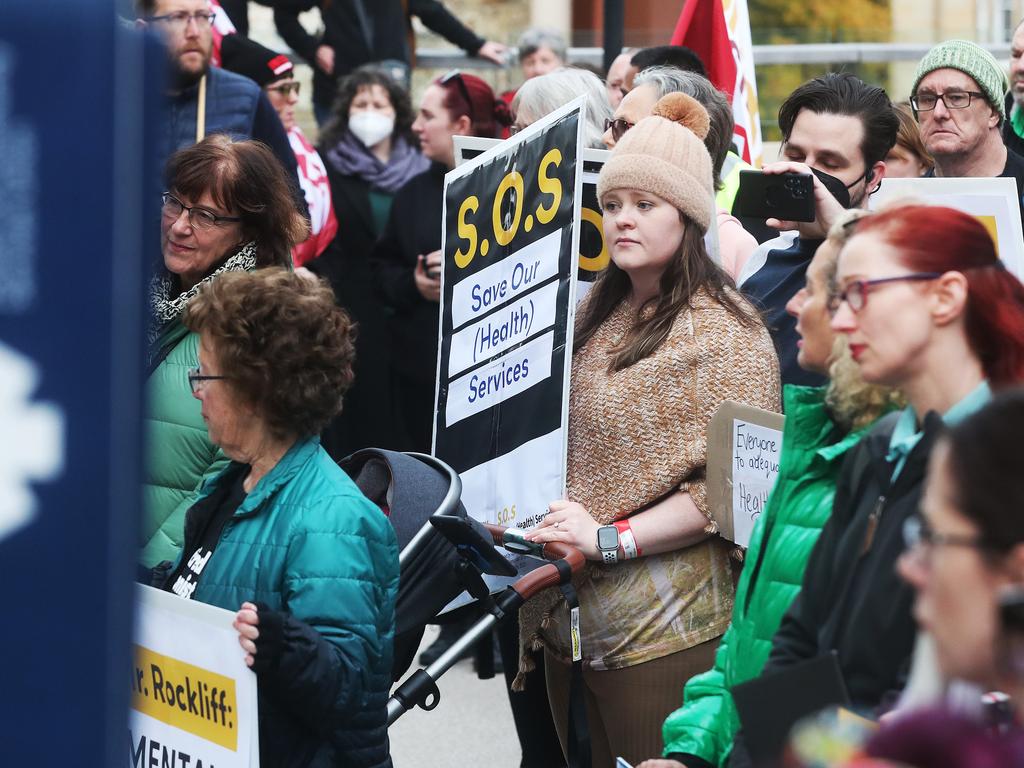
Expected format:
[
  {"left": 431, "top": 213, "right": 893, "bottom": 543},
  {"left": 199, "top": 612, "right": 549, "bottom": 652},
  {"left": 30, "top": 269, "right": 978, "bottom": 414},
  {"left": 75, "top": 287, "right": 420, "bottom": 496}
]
[{"left": 735, "top": 73, "right": 899, "bottom": 387}]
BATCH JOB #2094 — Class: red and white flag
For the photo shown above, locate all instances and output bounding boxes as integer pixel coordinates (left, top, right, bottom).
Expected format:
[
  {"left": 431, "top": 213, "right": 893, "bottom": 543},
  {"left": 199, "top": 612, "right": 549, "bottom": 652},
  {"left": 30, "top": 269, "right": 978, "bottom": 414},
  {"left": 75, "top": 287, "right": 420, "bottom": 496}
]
[
  {"left": 208, "top": 0, "right": 237, "bottom": 67},
  {"left": 671, "top": 0, "right": 762, "bottom": 166},
  {"left": 289, "top": 126, "right": 339, "bottom": 268}
]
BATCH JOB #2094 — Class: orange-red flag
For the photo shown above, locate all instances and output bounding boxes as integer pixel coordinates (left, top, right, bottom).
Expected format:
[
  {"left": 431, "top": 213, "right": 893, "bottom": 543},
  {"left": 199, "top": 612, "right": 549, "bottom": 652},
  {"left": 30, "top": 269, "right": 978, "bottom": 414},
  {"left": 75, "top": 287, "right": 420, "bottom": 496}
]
[{"left": 671, "top": 0, "right": 762, "bottom": 165}]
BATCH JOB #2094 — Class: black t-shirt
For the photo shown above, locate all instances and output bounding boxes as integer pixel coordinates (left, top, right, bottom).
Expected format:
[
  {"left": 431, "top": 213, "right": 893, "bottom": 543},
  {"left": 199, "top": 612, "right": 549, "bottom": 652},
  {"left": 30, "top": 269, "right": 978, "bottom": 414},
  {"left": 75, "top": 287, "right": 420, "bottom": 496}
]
[
  {"left": 164, "top": 467, "right": 248, "bottom": 600},
  {"left": 1000, "top": 148, "right": 1024, "bottom": 233},
  {"left": 924, "top": 148, "right": 1024, "bottom": 232}
]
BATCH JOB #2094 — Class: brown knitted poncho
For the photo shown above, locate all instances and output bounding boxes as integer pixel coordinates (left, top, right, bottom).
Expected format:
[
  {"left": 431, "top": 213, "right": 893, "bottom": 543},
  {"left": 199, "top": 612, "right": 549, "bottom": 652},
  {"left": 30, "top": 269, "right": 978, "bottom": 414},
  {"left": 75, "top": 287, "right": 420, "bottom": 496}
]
[{"left": 514, "top": 287, "right": 780, "bottom": 686}]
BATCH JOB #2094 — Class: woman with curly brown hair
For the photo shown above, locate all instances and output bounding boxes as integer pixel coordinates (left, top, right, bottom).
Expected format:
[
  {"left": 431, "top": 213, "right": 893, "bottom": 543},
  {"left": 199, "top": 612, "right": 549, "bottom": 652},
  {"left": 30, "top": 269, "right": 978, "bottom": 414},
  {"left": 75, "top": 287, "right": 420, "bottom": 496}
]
[
  {"left": 153, "top": 268, "right": 399, "bottom": 768},
  {"left": 143, "top": 135, "right": 308, "bottom": 568}
]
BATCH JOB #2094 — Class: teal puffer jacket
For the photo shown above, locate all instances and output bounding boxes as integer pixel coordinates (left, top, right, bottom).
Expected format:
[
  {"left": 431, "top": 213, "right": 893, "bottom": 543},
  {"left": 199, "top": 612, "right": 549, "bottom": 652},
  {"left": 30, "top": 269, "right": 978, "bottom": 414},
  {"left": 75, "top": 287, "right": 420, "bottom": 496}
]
[
  {"left": 662, "top": 385, "right": 878, "bottom": 766},
  {"left": 142, "top": 321, "right": 229, "bottom": 567},
  {"left": 187, "top": 436, "right": 399, "bottom": 768}
]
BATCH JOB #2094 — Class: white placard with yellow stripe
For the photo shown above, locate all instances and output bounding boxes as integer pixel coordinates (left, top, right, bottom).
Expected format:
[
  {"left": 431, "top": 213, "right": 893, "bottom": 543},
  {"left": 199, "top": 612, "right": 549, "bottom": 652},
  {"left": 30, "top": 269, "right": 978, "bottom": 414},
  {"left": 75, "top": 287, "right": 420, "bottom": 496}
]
[{"left": 130, "top": 585, "right": 259, "bottom": 767}]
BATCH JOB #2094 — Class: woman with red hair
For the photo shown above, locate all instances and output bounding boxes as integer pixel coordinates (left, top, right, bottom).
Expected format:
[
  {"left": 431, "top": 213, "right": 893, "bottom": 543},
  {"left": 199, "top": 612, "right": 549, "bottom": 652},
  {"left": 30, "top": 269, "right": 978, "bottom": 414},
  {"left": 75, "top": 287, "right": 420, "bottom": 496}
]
[
  {"left": 832, "top": 204, "right": 1024, "bottom": 388},
  {"left": 725, "top": 205, "right": 1024, "bottom": 767},
  {"left": 371, "top": 71, "right": 511, "bottom": 452}
]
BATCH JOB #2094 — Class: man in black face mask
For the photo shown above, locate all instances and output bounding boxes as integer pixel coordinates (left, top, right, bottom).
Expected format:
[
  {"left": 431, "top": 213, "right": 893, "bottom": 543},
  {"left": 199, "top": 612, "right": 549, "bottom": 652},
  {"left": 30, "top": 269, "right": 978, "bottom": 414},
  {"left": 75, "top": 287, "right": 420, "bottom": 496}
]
[
  {"left": 136, "top": 0, "right": 300, "bottom": 189},
  {"left": 737, "top": 73, "right": 899, "bottom": 387}
]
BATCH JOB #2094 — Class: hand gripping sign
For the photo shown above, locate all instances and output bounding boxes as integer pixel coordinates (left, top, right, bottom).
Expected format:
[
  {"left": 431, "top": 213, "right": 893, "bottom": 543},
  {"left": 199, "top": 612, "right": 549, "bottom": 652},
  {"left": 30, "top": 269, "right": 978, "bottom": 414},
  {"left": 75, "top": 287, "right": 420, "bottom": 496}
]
[
  {"left": 130, "top": 586, "right": 259, "bottom": 768},
  {"left": 434, "top": 98, "right": 585, "bottom": 531}
]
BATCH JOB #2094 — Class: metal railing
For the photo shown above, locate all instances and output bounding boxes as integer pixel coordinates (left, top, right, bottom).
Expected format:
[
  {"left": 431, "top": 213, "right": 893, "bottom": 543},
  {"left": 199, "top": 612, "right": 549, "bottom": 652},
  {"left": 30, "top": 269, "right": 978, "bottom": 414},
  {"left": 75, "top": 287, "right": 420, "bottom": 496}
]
[{"left": 416, "top": 42, "right": 1012, "bottom": 70}]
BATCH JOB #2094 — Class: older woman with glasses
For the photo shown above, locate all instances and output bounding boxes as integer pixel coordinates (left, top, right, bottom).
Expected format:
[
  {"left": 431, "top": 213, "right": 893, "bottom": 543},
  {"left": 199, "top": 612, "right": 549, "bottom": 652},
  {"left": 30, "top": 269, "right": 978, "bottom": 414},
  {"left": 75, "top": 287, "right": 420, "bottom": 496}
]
[
  {"left": 142, "top": 135, "right": 308, "bottom": 569},
  {"left": 149, "top": 268, "right": 398, "bottom": 768},
  {"left": 722, "top": 204, "right": 1024, "bottom": 767}
]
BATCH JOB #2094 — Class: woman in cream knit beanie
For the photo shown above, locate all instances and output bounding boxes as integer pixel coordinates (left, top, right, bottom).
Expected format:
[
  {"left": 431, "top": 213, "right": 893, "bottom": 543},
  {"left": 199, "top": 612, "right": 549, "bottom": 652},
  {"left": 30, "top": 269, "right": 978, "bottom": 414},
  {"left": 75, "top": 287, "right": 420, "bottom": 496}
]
[{"left": 523, "top": 93, "right": 780, "bottom": 765}]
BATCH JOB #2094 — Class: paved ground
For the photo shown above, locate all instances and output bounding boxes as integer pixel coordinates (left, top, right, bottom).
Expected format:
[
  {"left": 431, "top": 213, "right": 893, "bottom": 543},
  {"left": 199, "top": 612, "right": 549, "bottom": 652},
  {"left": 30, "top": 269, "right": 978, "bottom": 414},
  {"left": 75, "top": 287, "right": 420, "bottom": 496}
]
[{"left": 389, "top": 625, "right": 521, "bottom": 768}]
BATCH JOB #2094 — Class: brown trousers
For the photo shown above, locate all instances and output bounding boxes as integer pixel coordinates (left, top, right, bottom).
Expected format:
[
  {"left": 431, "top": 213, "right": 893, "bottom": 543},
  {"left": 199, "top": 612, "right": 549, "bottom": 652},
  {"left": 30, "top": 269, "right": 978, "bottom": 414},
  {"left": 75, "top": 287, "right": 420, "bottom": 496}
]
[{"left": 544, "top": 638, "right": 719, "bottom": 768}]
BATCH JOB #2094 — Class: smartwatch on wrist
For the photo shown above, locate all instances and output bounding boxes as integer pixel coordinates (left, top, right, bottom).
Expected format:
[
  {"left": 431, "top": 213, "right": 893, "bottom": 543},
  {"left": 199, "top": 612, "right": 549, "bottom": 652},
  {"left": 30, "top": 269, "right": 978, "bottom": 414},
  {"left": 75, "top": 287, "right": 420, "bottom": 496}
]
[{"left": 597, "top": 525, "right": 619, "bottom": 564}]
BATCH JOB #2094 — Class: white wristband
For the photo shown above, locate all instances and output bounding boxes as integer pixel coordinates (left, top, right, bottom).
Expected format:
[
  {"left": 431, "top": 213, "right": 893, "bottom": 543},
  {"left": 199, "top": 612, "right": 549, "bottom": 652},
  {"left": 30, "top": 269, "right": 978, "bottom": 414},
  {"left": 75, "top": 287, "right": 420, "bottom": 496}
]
[{"left": 619, "top": 528, "right": 639, "bottom": 560}]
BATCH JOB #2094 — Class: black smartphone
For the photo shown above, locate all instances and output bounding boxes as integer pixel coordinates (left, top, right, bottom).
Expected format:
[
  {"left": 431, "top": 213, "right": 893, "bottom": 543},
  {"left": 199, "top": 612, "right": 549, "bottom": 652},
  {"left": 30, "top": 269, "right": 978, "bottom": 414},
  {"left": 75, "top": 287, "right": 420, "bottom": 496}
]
[
  {"left": 429, "top": 515, "right": 517, "bottom": 577},
  {"left": 733, "top": 170, "right": 816, "bottom": 222}
]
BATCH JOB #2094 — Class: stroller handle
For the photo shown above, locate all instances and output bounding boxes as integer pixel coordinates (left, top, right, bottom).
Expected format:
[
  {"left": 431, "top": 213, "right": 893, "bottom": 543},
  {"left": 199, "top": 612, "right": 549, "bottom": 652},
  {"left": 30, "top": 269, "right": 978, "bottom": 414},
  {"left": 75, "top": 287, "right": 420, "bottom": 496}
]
[{"left": 483, "top": 523, "right": 585, "bottom": 600}]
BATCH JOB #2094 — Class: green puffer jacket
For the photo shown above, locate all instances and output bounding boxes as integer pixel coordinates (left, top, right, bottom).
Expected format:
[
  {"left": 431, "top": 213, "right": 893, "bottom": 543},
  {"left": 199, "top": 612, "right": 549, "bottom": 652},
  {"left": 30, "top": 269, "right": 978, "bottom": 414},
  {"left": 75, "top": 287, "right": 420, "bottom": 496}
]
[
  {"left": 662, "top": 385, "right": 879, "bottom": 766},
  {"left": 184, "top": 436, "right": 399, "bottom": 768},
  {"left": 141, "top": 321, "right": 229, "bottom": 567}
]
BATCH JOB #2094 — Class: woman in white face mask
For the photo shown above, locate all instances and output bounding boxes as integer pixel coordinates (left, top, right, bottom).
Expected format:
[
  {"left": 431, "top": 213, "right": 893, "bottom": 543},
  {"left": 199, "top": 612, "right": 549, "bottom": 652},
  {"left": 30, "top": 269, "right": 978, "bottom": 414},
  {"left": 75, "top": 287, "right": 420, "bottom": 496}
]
[{"left": 303, "top": 67, "right": 428, "bottom": 461}]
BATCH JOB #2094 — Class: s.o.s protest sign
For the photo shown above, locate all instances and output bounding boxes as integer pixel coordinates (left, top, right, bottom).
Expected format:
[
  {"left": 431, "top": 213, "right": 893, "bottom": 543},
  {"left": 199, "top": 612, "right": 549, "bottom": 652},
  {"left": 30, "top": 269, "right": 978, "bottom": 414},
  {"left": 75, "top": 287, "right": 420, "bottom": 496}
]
[
  {"left": 435, "top": 99, "right": 585, "bottom": 531},
  {"left": 455, "top": 136, "right": 609, "bottom": 301},
  {"left": 130, "top": 586, "right": 259, "bottom": 767},
  {"left": 455, "top": 137, "right": 720, "bottom": 297}
]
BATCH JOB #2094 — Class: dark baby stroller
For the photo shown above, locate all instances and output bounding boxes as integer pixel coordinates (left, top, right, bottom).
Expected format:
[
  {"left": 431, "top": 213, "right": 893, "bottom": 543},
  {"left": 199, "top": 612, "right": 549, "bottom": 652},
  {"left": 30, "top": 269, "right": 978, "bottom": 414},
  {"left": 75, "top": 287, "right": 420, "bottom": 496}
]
[{"left": 341, "top": 449, "right": 588, "bottom": 760}]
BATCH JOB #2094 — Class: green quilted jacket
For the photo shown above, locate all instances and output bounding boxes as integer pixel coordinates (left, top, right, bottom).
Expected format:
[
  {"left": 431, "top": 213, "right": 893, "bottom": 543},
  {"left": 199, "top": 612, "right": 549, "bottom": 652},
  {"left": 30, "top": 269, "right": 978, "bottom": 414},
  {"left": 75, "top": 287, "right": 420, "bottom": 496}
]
[
  {"left": 141, "top": 320, "right": 229, "bottom": 567},
  {"left": 662, "top": 385, "right": 879, "bottom": 766}
]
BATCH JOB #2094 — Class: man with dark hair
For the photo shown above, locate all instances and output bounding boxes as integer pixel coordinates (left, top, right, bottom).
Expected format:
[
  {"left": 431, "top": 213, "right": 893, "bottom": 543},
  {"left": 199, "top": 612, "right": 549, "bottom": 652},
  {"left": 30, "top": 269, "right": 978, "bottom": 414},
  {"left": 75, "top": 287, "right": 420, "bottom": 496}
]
[
  {"left": 273, "top": 0, "right": 507, "bottom": 126},
  {"left": 913, "top": 39, "right": 1024, "bottom": 226},
  {"left": 737, "top": 72, "right": 898, "bottom": 387},
  {"left": 623, "top": 44, "right": 706, "bottom": 91},
  {"left": 137, "top": 0, "right": 299, "bottom": 189},
  {"left": 622, "top": 44, "right": 704, "bottom": 86}
]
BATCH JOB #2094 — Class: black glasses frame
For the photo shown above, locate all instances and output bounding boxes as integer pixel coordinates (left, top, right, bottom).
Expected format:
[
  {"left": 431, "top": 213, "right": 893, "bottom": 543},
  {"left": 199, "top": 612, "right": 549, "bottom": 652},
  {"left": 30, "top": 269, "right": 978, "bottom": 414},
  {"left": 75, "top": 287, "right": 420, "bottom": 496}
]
[
  {"left": 187, "top": 367, "right": 230, "bottom": 394},
  {"left": 910, "top": 91, "right": 986, "bottom": 112},
  {"left": 439, "top": 69, "right": 475, "bottom": 123},
  {"left": 267, "top": 81, "right": 301, "bottom": 97},
  {"left": 903, "top": 516, "right": 989, "bottom": 554},
  {"left": 162, "top": 192, "right": 242, "bottom": 230}
]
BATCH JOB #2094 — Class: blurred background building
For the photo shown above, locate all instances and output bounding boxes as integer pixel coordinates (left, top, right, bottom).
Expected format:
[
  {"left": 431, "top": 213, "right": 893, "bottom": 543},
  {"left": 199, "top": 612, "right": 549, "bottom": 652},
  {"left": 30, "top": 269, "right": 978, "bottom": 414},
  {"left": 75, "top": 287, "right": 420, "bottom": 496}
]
[{"left": 244, "top": 0, "right": 1024, "bottom": 148}]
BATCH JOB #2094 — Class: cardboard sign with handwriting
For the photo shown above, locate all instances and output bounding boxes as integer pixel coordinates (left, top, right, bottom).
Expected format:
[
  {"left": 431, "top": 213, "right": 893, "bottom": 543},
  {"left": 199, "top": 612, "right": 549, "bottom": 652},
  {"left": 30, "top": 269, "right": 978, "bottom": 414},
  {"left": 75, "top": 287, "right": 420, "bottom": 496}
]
[{"left": 707, "top": 401, "right": 785, "bottom": 548}]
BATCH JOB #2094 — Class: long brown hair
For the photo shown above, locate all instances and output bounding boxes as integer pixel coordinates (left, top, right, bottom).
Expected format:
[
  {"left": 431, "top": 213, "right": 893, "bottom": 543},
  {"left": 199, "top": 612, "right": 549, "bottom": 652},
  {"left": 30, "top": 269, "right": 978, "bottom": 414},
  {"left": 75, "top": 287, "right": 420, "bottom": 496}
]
[{"left": 574, "top": 220, "right": 758, "bottom": 371}]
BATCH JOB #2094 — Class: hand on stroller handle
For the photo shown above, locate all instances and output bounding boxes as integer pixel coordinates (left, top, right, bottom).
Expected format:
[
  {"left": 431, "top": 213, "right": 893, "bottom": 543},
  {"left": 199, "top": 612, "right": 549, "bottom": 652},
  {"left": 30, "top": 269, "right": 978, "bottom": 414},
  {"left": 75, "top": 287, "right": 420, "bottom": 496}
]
[{"left": 484, "top": 522, "right": 586, "bottom": 598}]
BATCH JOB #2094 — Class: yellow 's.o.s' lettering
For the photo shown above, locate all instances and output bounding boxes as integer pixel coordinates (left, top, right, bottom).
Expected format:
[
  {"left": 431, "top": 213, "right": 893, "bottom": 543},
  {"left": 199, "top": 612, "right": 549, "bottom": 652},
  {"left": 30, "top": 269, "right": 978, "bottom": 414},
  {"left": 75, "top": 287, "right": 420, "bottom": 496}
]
[
  {"left": 454, "top": 196, "right": 479, "bottom": 268},
  {"left": 536, "top": 148, "right": 563, "bottom": 225},
  {"left": 578, "top": 206, "right": 609, "bottom": 271},
  {"left": 492, "top": 171, "right": 524, "bottom": 247},
  {"left": 496, "top": 504, "right": 517, "bottom": 525}
]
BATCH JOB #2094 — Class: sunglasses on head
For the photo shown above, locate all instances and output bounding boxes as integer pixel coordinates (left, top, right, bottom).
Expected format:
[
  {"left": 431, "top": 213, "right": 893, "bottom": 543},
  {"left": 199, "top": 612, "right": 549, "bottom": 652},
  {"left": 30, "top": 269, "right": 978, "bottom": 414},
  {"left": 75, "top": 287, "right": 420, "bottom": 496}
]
[{"left": 439, "top": 69, "right": 475, "bottom": 123}]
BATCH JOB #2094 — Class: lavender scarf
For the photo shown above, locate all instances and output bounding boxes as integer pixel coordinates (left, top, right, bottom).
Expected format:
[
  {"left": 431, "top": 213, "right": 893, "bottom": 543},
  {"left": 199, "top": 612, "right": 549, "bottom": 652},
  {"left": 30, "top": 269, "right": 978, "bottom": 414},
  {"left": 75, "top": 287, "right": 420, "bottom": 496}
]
[{"left": 324, "top": 132, "right": 429, "bottom": 194}]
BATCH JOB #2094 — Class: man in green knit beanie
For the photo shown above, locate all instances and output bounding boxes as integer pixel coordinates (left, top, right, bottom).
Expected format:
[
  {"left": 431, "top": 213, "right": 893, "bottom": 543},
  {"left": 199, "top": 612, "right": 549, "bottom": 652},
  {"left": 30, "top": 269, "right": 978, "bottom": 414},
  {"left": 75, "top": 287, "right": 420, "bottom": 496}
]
[{"left": 910, "top": 39, "right": 1024, "bottom": 227}]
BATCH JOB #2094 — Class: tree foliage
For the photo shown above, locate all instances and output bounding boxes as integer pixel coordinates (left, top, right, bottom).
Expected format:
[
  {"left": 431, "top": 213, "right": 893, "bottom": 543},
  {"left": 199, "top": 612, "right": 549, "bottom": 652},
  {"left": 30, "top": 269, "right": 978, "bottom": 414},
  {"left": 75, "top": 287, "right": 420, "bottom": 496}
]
[{"left": 748, "top": 0, "right": 892, "bottom": 141}]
